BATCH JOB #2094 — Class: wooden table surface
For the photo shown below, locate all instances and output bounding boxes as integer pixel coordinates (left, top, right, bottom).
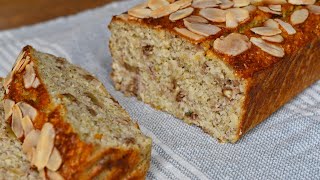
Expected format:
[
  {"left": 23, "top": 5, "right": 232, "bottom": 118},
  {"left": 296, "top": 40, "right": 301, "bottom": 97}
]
[{"left": 0, "top": 0, "right": 119, "bottom": 30}]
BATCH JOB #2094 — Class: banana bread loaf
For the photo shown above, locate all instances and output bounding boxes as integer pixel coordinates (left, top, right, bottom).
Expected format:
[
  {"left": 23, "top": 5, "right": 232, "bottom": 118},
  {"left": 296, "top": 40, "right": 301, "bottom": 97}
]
[
  {"left": 109, "top": 0, "right": 320, "bottom": 143},
  {"left": 0, "top": 78, "right": 41, "bottom": 179},
  {"left": 2, "top": 46, "right": 152, "bottom": 179}
]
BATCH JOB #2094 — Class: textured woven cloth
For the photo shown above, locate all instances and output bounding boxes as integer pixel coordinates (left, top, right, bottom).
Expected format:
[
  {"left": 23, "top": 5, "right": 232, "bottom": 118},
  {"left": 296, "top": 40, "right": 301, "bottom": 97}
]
[{"left": 0, "top": 1, "right": 319, "bottom": 179}]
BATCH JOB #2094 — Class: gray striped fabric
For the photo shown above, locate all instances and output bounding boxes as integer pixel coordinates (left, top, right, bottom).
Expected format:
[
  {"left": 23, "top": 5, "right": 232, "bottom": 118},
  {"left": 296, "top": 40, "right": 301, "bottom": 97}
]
[{"left": 0, "top": 0, "right": 319, "bottom": 179}]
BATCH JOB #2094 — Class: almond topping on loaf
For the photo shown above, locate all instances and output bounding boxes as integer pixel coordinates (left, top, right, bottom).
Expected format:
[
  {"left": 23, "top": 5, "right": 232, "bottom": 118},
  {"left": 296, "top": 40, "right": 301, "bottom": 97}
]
[
  {"left": 174, "top": 27, "right": 205, "bottom": 40},
  {"left": 307, "top": 4, "right": 320, "bottom": 14},
  {"left": 233, "top": 0, "right": 250, "bottom": 7},
  {"left": 275, "top": 18, "right": 297, "bottom": 35},
  {"left": 23, "top": 63, "right": 36, "bottom": 89},
  {"left": 291, "top": 9, "right": 309, "bottom": 25},
  {"left": 17, "top": 102, "right": 38, "bottom": 121},
  {"left": 21, "top": 116, "right": 34, "bottom": 135},
  {"left": 261, "top": 35, "right": 284, "bottom": 43},
  {"left": 3, "top": 99, "right": 15, "bottom": 120},
  {"left": 46, "top": 147, "right": 62, "bottom": 171},
  {"left": 268, "top": 4, "right": 281, "bottom": 11},
  {"left": 12, "top": 104, "right": 24, "bottom": 138},
  {"left": 169, "top": 7, "right": 194, "bottom": 21},
  {"left": 250, "top": 26, "right": 282, "bottom": 36},
  {"left": 264, "top": 19, "right": 279, "bottom": 28},
  {"left": 22, "top": 130, "right": 41, "bottom": 154},
  {"left": 258, "top": 6, "right": 282, "bottom": 15},
  {"left": 214, "top": 33, "right": 251, "bottom": 56},
  {"left": 199, "top": 8, "right": 227, "bottom": 22},
  {"left": 184, "top": 20, "right": 221, "bottom": 36},
  {"left": 184, "top": 15, "right": 209, "bottom": 23},
  {"left": 192, "top": 0, "right": 220, "bottom": 8},
  {"left": 250, "top": 37, "right": 285, "bottom": 57}
]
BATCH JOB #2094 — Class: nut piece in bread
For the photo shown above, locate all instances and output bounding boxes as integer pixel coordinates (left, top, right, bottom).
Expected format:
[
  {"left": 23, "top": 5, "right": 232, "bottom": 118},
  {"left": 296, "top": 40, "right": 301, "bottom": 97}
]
[
  {"left": 109, "top": 0, "right": 320, "bottom": 142},
  {"left": 3, "top": 46, "right": 152, "bottom": 179}
]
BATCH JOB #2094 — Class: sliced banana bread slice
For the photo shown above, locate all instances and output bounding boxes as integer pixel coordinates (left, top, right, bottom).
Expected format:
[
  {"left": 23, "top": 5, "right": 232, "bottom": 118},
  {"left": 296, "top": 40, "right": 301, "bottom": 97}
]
[
  {"left": 109, "top": 0, "right": 320, "bottom": 143},
  {"left": 2, "top": 46, "right": 152, "bottom": 179},
  {"left": 0, "top": 78, "right": 41, "bottom": 179}
]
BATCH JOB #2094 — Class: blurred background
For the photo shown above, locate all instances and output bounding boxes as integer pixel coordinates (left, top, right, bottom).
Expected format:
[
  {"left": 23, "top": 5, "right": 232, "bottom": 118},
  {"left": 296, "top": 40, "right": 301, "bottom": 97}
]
[{"left": 0, "top": 0, "right": 117, "bottom": 30}]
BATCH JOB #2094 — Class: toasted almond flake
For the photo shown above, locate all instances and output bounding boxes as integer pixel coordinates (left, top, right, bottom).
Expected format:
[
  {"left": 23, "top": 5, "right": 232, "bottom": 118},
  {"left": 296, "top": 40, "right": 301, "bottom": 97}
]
[
  {"left": 184, "top": 15, "right": 209, "bottom": 23},
  {"left": 250, "top": 37, "right": 285, "bottom": 57},
  {"left": 226, "top": 12, "right": 238, "bottom": 28},
  {"left": 291, "top": 9, "right": 309, "bottom": 25},
  {"left": 128, "top": 8, "right": 152, "bottom": 19},
  {"left": 4, "top": 99, "right": 15, "bottom": 120},
  {"left": 260, "top": 0, "right": 287, "bottom": 4},
  {"left": 262, "top": 35, "right": 284, "bottom": 42},
  {"left": 34, "top": 122, "right": 56, "bottom": 170},
  {"left": 47, "top": 171, "right": 64, "bottom": 180},
  {"left": 46, "top": 148, "right": 62, "bottom": 171},
  {"left": 192, "top": 0, "right": 220, "bottom": 8},
  {"left": 32, "top": 77, "right": 41, "bottom": 88},
  {"left": 227, "top": 8, "right": 250, "bottom": 22},
  {"left": 169, "top": 7, "right": 194, "bottom": 21},
  {"left": 199, "top": 8, "right": 226, "bottom": 22},
  {"left": 22, "top": 130, "right": 40, "bottom": 154},
  {"left": 184, "top": 20, "right": 221, "bottom": 36},
  {"left": 12, "top": 51, "right": 26, "bottom": 73},
  {"left": 250, "top": 26, "right": 282, "bottom": 36},
  {"left": 167, "top": 0, "right": 176, "bottom": 2},
  {"left": 219, "top": 0, "right": 234, "bottom": 9},
  {"left": 307, "top": 5, "right": 320, "bottom": 14},
  {"left": 258, "top": 6, "right": 282, "bottom": 15},
  {"left": 17, "top": 102, "right": 38, "bottom": 121},
  {"left": 214, "top": 33, "right": 251, "bottom": 56},
  {"left": 148, "top": 0, "right": 170, "bottom": 10},
  {"left": 174, "top": 0, "right": 192, "bottom": 9},
  {"left": 132, "top": 2, "right": 149, "bottom": 9},
  {"left": 242, "top": 5, "right": 257, "bottom": 12},
  {"left": 18, "top": 56, "right": 31, "bottom": 73},
  {"left": 174, "top": 27, "right": 205, "bottom": 40},
  {"left": 288, "top": 0, "right": 315, "bottom": 5},
  {"left": 151, "top": 3, "right": 180, "bottom": 18},
  {"left": 264, "top": 19, "right": 279, "bottom": 28},
  {"left": 233, "top": 0, "right": 250, "bottom": 7},
  {"left": 21, "top": 116, "right": 34, "bottom": 136},
  {"left": 23, "top": 63, "right": 36, "bottom": 89},
  {"left": 275, "top": 19, "right": 296, "bottom": 35},
  {"left": 12, "top": 105, "right": 24, "bottom": 138},
  {"left": 268, "top": 5, "right": 281, "bottom": 11},
  {"left": 3, "top": 72, "right": 13, "bottom": 93},
  {"left": 31, "top": 147, "right": 37, "bottom": 166}
]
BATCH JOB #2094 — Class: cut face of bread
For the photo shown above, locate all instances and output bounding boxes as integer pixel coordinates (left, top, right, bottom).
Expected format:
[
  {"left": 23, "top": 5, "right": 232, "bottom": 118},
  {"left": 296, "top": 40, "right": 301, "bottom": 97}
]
[
  {"left": 0, "top": 78, "right": 40, "bottom": 179},
  {"left": 2, "top": 46, "right": 152, "bottom": 179},
  {"left": 109, "top": 1, "right": 320, "bottom": 143}
]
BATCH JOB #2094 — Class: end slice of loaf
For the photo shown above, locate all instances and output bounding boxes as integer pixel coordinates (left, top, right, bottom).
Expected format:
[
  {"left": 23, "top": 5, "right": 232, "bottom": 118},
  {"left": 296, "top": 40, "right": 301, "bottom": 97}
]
[
  {"left": 2, "top": 46, "right": 152, "bottom": 179},
  {"left": 0, "top": 78, "right": 41, "bottom": 179},
  {"left": 108, "top": 1, "right": 320, "bottom": 143}
]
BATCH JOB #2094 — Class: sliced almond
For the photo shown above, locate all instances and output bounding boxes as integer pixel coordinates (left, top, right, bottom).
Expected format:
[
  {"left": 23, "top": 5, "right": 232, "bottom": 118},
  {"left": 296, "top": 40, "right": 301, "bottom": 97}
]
[
  {"left": 34, "top": 123, "right": 56, "bottom": 170},
  {"left": 250, "top": 37, "right": 285, "bottom": 57},
  {"left": 174, "top": 27, "right": 205, "bottom": 40},
  {"left": 233, "top": 0, "right": 250, "bottom": 7},
  {"left": 4, "top": 99, "right": 15, "bottom": 120},
  {"left": 46, "top": 148, "right": 62, "bottom": 171},
  {"left": 32, "top": 77, "right": 41, "bottom": 88},
  {"left": 219, "top": 0, "right": 234, "bottom": 9},
  {"left": 22, "top": 130, "right": 41, "bottom": 154},
  {"left": 227, "top": 8, "right": 250, "bottom": 23},
  {"left": 23, "top": 63, "right": 36, "bottom": 89},
  {"left": 307, "top": 5, "right": 320, "bottom": 14},
  {"left": 199, "top": 8, "right": 226, "bottom": 22},
  {"left": 12, "top": 51, "right": 26, "bottom": 73},
  {"left": 250, "top": 26, "right": 282, "bottom": 36},
  {"left": 291, "top": 9, "right": 309, "bottom": 25},
  {"left": 12, "top": 104, "right": 24, "bottom": 138},
  {"left": 31, "top": 147, "right": 37, "bottom": 166},
  {"left": 258, "top": 6, "right": 282, "bottom": 15},
  {"left": 192, "top": 0, "right": 220, "bottom": 8},
  {"left": 18, "top": 56, "right": 31, "bottom": 73},
  {"left": 262, "top": 35, "right": 284, "bottom": 42},
  {"left": 131, "top": 2, "right": 149, "bottom": 9},
  {"left": 226, "top": 12, "right": 238, "bottom": 28},
  {"left": 214, "top": 33, "right": 251, "bottom": 56},
  {"left": 3, "top": 72, "right": 13, "bottom": 94},
  {"left": 268, "top": 5, "right": 281, "bottom": 11},
  {"left": 173, "top": 0, "right": 192, "bottom": 9},
  {"left": 184, "top": 20, "right": 221, "bottom": 36},
  {"left": 47, "top": 171, "right": 64, "bottom": 180},
  {"left": 128, "top": 8, "right": 152, "bottom": 19},
  {"left": 262, "top": 0, "right": 287, "bottom": 4},
  {"left": 21, "top": 116, "right": 34, "bottom": 136},
  {"left": 148, "top": 0, "right": 170, "bottom": 10},
  {"left": 275, "top": 19, "right": 296, "bottom": 35},
  {"left": 288, "top": 0, "right": 315, "bottom": 5},
  {"left": 242, "top": 5, "right": 257, "bottom": 12},
  {"left": 151, "top": 3, "right": 180, "bottom": 18},
  {"left": 264, "top": 19, "right": 279, "bottom": 28},
  {"left": 169, "top": 7, "right": 194, "bottom": 21},
  {"left": 17, "top": 102, "right": 38, "bottom": 121},
  {"left": 184, "top": 15, "right": 209, "bottom": 23}
]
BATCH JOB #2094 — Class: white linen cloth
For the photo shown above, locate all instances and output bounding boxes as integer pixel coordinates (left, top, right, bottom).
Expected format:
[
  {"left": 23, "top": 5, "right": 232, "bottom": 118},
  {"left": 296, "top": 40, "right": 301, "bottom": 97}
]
[{"left": 0, "top": 1, "right": 319, "bottom": 179}]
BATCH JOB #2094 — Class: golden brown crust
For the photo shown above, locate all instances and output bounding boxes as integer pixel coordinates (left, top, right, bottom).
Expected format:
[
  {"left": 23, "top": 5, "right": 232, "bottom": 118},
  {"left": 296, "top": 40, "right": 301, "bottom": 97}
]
[
  {"left": 238, "top": 36, "right": 320, "bottom": 139},
  {"left": 112, "top": 3, "right": 320, "bottom": 78},
  {"left": 5, "top": 45, "right": 149, "bottom": 179}
]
